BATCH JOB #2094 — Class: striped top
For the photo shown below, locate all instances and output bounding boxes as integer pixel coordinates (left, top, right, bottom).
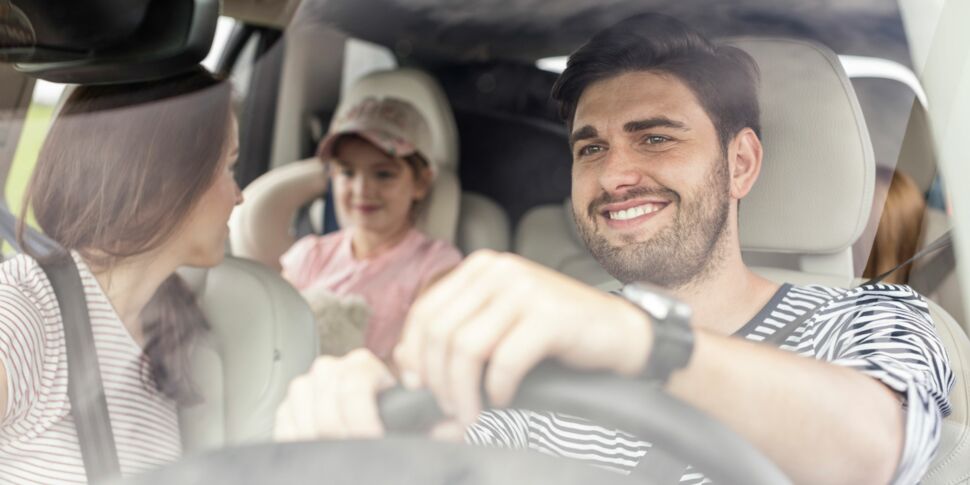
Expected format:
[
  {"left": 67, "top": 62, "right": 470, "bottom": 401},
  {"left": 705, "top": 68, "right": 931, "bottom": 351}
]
[
  {"left": 466, "top": 283, "right": 954, "bottom": 484},
  {"left": 0, "top": 253, "right": 182, "bottom": 484}
]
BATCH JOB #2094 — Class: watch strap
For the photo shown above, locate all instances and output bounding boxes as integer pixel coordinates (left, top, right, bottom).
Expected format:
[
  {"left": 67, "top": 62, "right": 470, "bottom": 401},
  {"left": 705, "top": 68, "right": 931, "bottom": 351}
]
[
  {"left": 620, "top": 283, "right": 695, "bottom": 385},
  {"left": 643, "top": 308, "right": 695, "bottom": 383}
]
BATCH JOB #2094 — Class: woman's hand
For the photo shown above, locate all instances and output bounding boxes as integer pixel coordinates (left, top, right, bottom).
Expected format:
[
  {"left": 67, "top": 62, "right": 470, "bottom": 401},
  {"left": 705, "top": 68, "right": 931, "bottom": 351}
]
[{"left": 274, "top": 348, "right": 396, "bottom": 441}]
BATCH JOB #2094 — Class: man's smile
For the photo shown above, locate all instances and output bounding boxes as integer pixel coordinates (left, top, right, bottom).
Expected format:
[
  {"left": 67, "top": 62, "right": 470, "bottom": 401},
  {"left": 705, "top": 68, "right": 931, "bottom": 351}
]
[{"left": 598, "top": 199, "right": 672, "bottom": 231}]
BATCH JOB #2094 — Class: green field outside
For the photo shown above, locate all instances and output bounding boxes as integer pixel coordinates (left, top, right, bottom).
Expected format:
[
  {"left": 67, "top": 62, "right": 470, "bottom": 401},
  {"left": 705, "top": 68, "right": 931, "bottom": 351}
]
[{"left": 3, "top": 102, "right": 54, "bottom": 253}]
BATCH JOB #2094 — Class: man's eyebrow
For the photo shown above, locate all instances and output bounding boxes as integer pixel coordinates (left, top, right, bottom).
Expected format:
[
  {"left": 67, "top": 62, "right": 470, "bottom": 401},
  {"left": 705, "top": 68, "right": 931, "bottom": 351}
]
[
  {"left": 624, "top": 117, "right": 689, "bottom": 133},
  {"left": 569, "top": 125, "right": 599, "bottom": 148}
]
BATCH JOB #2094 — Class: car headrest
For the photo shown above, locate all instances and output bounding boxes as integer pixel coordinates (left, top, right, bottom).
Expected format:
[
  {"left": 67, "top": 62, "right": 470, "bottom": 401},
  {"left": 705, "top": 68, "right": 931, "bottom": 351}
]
[
  {"left": 334, "top": 67, "right": 459, "bottom": 172},
  {"left": 726, "top": 38, "right": 875, "bottom": 264}
]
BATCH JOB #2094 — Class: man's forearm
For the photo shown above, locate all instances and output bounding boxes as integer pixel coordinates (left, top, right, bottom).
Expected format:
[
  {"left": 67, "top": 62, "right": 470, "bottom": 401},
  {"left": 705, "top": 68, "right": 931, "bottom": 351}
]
[{"left": 666, "top": 331, "right": 904, "bottom": 485}]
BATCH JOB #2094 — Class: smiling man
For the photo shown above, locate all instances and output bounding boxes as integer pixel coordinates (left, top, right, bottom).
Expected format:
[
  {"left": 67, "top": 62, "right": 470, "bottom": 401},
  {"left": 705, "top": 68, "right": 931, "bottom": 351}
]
[{"left": 275, "top": 14, "right": 953, "bottom": 485}]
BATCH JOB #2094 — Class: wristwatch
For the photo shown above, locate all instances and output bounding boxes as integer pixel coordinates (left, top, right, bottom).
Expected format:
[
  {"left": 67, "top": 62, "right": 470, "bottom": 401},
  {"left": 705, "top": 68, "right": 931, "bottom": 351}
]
[{"left": 620, "top": 282, "right": 695, "bottom": 385}]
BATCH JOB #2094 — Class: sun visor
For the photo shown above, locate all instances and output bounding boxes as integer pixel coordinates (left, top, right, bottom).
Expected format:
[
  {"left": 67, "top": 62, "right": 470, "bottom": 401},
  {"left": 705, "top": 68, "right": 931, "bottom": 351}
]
[{"left": 0, "top": 0, "right": 218, "bottom": 84}]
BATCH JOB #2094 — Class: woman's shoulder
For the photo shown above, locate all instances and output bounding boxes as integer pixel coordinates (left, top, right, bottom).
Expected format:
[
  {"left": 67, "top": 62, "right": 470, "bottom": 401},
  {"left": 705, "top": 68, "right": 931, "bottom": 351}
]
[
  {"left": 0, "top": 253, "right": 51, "bottom": 306},
  {"left": 0, "top": 254, "right": 53, "bottom": 352}
]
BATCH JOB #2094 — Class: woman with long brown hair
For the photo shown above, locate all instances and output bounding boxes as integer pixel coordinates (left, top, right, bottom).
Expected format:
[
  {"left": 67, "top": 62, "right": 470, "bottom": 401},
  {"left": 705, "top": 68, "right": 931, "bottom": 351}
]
[
  {"left": 0, "top": 68, "right": 241, "bottom": 482},
  {"left": 859, "top": 166, "right": 927, "bottom": 284}
]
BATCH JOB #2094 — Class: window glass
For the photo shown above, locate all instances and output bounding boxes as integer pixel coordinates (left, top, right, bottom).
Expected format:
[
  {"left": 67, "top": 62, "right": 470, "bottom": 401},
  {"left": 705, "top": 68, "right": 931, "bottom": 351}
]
[
  {"left": 341, "top": 38, "right": 397, "bottom": 96},
  {"left": 3, "top": 79, "right": 66, "bottom": 251}
]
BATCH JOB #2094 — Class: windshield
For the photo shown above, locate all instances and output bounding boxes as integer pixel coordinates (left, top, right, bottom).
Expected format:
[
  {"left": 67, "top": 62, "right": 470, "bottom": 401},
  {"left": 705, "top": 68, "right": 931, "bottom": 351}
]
[{"left": 1, "top": 1, "right": 968, "bottom": 484}]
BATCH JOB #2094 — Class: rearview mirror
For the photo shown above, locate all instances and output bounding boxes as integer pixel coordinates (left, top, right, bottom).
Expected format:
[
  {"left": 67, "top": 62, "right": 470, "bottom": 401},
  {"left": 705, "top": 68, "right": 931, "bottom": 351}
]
[{"left": 0, "top": 0, "right": 218, "bottom": 84}]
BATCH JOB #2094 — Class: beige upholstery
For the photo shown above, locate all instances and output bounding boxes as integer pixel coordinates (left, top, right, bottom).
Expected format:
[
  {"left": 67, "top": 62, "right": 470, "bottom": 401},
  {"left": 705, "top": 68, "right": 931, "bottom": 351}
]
[
  {"left": 231, "top": 67, "right": 511, "bottom": 266},
  {"left": 177, "top": 257, "right": 317, "bottom": 452},
  {"left": 925, "top": 301, "right": 970, "bottom": 485},
  {"left": 457, "top": 192, "right": 512, "bottom": 253},
  {"left": 727, "top": 38, "right": 874, "bottom": 276}
]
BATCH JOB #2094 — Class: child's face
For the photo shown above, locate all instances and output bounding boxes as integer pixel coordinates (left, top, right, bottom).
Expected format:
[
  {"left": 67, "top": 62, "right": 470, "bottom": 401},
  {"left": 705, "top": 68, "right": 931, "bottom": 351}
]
[{"left": 331, "top": 136, "right": 430, "bottom": 237}]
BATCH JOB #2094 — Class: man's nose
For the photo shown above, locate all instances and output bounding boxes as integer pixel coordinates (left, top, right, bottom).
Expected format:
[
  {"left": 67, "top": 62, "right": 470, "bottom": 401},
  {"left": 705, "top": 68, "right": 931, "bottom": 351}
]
[{"left": 598, "top": 147, "right": 645, "bottom": 192}]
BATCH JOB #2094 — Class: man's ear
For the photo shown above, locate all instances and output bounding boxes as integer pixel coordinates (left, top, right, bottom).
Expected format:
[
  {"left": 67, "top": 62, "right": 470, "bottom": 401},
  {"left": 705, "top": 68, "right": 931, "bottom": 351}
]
[{"left": 728, "top": 128, "right": 763, "bottom": 200}]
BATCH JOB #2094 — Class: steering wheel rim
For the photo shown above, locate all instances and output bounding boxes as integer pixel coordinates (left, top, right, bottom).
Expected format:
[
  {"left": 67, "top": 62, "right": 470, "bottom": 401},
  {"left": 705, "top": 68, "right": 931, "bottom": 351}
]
[
  {"left": 380, "top": 361, "right": 792, "bottom": 485},
  {"left": 125, "top": 362, "right": 791, "bottom": 485},
  {"left": 122, "top": 438, "right": 635, "bottom": 485}
]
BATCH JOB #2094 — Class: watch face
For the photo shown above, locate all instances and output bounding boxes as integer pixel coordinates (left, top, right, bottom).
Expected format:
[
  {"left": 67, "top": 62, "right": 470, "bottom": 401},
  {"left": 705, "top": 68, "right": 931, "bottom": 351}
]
[{"left": 621, "top": 282, "right": 693, "bottom": 323}]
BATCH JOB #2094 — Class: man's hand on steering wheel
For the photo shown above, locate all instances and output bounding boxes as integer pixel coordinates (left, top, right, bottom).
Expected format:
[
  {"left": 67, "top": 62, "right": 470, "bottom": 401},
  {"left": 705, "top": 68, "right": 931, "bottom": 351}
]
[{"left": 394, "top": 250, "right": 653, "bottom": 427}]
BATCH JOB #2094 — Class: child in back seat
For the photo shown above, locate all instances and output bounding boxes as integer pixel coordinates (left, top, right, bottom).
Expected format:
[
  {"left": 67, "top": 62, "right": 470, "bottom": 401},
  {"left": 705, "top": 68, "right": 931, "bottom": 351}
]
[{"left": 280, "top": 97, "right": 462, "bottom": 360}]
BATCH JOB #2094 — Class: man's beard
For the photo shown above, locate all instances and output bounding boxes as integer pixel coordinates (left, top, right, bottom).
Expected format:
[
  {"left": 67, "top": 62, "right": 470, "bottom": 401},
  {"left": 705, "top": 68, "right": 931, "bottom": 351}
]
[{"left": 575, "top": 157, "right": 731, "bottom": 289}]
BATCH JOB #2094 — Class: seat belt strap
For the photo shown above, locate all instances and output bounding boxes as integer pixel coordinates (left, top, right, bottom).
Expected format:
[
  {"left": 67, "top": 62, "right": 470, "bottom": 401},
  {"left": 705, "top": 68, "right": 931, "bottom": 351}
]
[
  {"left": 864, "top": 230, "right": 953, "bottom": 286},
  {"left": 907, "top": 237, "right": 956, "bottom": 296},
  {"left": 39, "top": 253, "right": 121, "bottom": 483}
]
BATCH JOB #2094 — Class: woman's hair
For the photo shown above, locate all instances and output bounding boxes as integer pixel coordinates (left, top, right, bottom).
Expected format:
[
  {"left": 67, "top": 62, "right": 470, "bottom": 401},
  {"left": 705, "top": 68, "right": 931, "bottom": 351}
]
[
  {"left": 863, "top": 167, "right": 926, "bottom": 284},
  {"left": 19, "top": 68, "right": 233, "bottom": 404}
]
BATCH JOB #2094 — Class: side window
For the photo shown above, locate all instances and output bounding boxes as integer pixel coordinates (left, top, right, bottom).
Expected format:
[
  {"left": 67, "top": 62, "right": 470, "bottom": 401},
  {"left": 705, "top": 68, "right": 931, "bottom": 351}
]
[
  {"left": 842, "top": 56, "right": 962, "bottom": 328},
  {"left": 2, "top": 15, "right": 239, "bottom": 256},
  {"left": 202, "top": 17, "right": 241, "bottom": 73},
  {"left": 841, "top": 57, "right": 939, "bottom": 270},
  {"left": 204, "top": 16, "right": 254, "bottom": 114},
  {"left": 341, "top": 38, "right": 397, "bottom": 97},
  {"left": 3, "top": 80, "right": 67, "bottom": 241}
]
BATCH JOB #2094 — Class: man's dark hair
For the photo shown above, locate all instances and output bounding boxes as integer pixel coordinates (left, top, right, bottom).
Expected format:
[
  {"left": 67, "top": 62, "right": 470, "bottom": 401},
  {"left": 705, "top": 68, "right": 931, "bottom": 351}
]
[{"left": 552, "top": 13, "right": 761, "bottom": 150}]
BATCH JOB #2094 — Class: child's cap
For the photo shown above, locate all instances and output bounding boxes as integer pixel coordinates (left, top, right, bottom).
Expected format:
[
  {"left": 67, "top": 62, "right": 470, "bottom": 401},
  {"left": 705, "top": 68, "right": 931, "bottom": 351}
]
[{"left": 317, "top": 96, "right": 435, "bottom": 175}]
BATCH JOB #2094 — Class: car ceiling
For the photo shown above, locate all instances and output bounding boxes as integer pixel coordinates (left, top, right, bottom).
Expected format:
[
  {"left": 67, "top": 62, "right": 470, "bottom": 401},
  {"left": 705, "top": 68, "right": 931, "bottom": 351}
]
[{"left": 290, "top": 0, "right": 912, "bottom": 67}]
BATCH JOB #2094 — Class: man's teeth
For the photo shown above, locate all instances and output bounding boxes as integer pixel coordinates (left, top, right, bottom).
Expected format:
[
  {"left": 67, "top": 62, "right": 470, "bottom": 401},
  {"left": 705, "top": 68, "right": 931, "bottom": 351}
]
[{"left": 608, "top": 203, "right": 664, "bottom": 221}]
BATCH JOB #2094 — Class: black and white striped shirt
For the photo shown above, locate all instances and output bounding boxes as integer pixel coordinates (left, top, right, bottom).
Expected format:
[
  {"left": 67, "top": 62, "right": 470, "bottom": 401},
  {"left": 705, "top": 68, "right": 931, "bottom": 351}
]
[
  {"left": 466, "top": 283, "right": 954, "bottom": 484},
  {"left": 0, "top": 253, "right": 182, "bottom": 484}
]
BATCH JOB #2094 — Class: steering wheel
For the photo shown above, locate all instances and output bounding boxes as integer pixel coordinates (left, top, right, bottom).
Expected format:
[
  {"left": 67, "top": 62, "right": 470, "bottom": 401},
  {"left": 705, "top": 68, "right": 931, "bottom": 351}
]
[{"left": 123, "top": 362, "right": 791, "bottom": 485}]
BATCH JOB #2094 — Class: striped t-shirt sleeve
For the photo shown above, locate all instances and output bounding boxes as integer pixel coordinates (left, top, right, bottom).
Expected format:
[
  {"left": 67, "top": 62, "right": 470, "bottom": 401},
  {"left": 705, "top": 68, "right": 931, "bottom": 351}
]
[
  {"left": 0, "top": 283, "right": 48, "bottom": 430},
  {"left": 820, "top": 284, "right": 953, "bottom": 485},
  {"left": 466, "top": 408, "right": 533, "bottom": 448}
]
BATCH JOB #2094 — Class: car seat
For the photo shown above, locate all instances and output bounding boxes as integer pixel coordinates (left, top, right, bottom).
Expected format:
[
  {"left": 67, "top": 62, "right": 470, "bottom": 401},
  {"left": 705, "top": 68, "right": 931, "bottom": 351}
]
[
  {"left": 230, "top": 68, "right": 510, "bottom": 270},
  {"left": 176, "top": 257, "right": 317, "bottom": 452},
  {"left": 513, "top": 37, "right": 970, "bottom": 483}
]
